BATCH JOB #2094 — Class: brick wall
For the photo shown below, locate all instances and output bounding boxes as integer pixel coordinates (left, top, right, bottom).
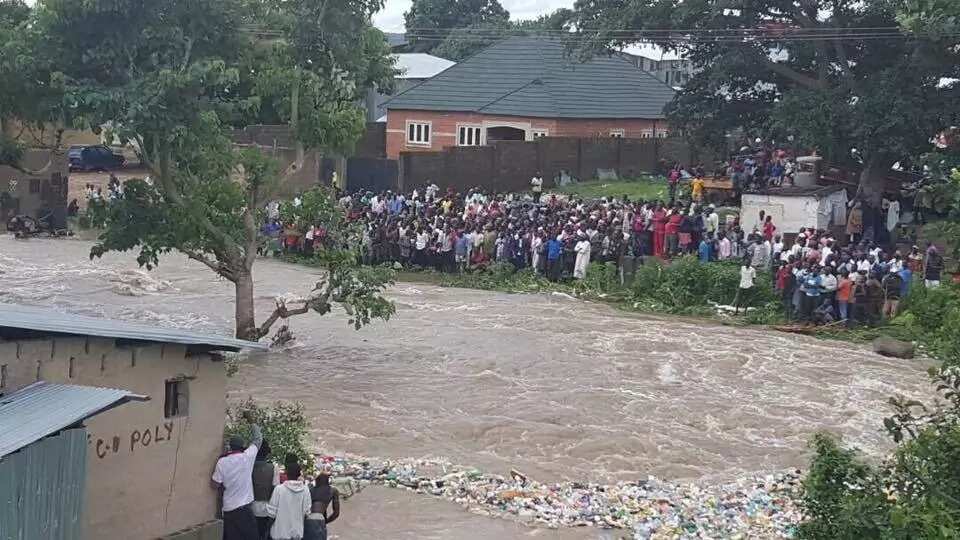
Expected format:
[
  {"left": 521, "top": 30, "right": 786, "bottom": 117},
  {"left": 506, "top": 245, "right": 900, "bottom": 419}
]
[{"left": 386, "top": 110, "right": 668, "bottom": 159}]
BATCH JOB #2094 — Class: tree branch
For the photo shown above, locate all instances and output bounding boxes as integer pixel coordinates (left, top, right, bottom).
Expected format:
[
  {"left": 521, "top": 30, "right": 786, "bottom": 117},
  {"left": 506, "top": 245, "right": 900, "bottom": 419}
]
[
  {"left": 255, "top": 279, "right": 333, "bottom": 339},
  {"left": 760, "top": 56, "right": 827, "bottom": 90},
  {"left": 182, "top": 247, "right": 235, "bottom": 280}
]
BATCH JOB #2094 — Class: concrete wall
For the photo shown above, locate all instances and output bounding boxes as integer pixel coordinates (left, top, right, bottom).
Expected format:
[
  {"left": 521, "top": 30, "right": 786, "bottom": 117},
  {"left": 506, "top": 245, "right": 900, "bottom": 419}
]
[
  {"left": 0, "top": 337, "right": 226, "bottom": 540},
  {"left": 386, "top": 110, "right": 668, "bottom": 159},
  {"left": 232, "top": 125, "right": 322, "bottom": 197},
  {"left": 0, "top": 150, "right": 69, "bottom": 225}
]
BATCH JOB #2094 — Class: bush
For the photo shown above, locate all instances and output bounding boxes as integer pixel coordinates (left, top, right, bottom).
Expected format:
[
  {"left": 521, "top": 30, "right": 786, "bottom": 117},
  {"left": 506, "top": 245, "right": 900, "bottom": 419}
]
[
  {"left": 224, "top": 399, "right": 316, "bottom": 474},
  {"left": 797, "top": 368, "right": 960, "bottom": 539},
  {"left": 577, "top": 261, "right": 622, "bottom": 296},
  {"left": 631, "top": 257, "right": 777, "bottom": 314}
]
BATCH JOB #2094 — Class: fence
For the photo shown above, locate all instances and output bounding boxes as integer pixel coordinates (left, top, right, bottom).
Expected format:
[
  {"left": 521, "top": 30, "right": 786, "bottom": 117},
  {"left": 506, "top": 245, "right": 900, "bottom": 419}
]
[
  {"left": 0, "top": 428, "right": 87, "bottom": 540},
  {"left": 397, "top": 136, "right": 704, "bottom": 193}
]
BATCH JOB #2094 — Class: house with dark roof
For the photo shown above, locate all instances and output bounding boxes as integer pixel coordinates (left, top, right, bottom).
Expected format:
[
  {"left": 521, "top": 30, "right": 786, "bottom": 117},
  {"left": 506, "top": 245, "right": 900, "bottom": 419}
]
[{"left": 383, "top": 36, "right": 677, "bottom": 159}]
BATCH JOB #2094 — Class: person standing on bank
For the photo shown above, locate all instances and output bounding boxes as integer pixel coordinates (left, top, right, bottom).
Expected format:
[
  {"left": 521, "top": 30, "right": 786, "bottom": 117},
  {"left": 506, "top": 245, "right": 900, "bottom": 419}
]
[
  {"left": 304, "top": 470, "right": 341, "bottom": 540},
  {"left": 733, "top": 259, "right": 756, "bottom": 315},
  {"left": 212, "top": 416, "right": 262, "bottom": 540},
  {"left": 530, "top": 171, "right": 544, "bottom": 203},
  {"left": 267, "top": 462, "right": 311, "bottom": 540},
  {"left": 252, "top": 440, "right": 280, "bottom": 540}
]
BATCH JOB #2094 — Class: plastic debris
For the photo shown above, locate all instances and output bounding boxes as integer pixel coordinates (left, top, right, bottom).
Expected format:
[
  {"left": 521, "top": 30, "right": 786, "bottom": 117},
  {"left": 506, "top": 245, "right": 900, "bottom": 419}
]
[{"left": 314, "top": 454, "right": 804, "bottom": 538}]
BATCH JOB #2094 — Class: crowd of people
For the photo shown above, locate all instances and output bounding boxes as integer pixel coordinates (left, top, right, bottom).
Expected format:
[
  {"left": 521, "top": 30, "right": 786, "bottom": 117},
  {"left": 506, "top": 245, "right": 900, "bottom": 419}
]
[
  {"left": 213, "top": 420, "right": 340, "bottom": 540},
  {"left": 264, "top": 177, "right": 947, "bottom": 326}
]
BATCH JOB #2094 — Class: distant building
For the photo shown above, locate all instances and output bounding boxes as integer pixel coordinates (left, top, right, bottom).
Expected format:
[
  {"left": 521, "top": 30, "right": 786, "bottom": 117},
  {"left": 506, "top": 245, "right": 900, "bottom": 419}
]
[
  {"left": 0, "top": 149, "right": 68, "bottom": 227},
  {"left": 622, "top": 54, "right": 696, "bottom": 88},
  {"left": 0, "top": 304, "right": 265, "bottom": 539},
  {"left": 384, "top": 36, "right": 677, "bottom": 159},
  {"left": 365, "top": 53, "right": 456, "bottom": 123}
]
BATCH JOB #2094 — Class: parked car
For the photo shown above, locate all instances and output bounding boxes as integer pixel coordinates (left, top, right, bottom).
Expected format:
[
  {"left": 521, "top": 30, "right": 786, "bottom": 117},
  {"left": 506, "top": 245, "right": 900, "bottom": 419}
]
[{"left": 68, "top": 145, "right": 125, "bottom": 172}]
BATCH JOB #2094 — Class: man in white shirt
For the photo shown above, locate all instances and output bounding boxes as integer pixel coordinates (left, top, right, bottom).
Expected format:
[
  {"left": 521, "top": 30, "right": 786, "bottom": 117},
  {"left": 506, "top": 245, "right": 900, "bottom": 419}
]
[
  {"left": 530, "top": 171, "right": 544, "bottom": 203},
  {"left": 213, "top": 421, "right": 262, "bottom": 540}
]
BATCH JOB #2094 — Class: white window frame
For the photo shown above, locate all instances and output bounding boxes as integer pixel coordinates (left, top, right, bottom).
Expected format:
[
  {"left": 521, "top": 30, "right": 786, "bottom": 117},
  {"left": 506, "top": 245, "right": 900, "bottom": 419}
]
[
  {"left": 656, "top": 129, "right": 669, "bottom": 138},
  {"left": 406, "top": 121, "right": 432, "bottom": 146},
  {"left": 609, "top": 128, "right": 625, "bottom": 138},
  {"left": 532, "top": 129, "right": 549, "bottom": 139},
  {"left": 457, "top": 124, "right": 483, "bottom": 146},
  {"left": 640, "top": 129, "right": 654, "bottom": 139}
]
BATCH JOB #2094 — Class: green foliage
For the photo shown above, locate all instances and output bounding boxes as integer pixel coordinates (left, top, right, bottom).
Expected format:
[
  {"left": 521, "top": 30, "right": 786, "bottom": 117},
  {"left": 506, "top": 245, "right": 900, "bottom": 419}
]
[
  {"left": 632, "top": 257, "right": 777, "bottom": 314},
  {"left": 439, "top": 266, "right": 564, "bottom": 293},
  {"left": 900, "top": 283, "right": 960, "bottom": 366},
  {"left": 798, "top": 367, "right": 960, "bottom": 538},
  {"left": 576, "top": 262, "right": 622, "bottom": 297},
  {"left": 225, "top": 398, "right": 316, "bottom": 474},
  {"left": 10, "top": 0, "right": 397, "bottom": 338},
  {"left": 569, "top": 0, "right": 960, "bottom": 195},
  {"left": 403, "top": 0, "right": 510, "bottom": 58},
  {"left": 553, "top": 176, "right": 668, "bottom": 202}
]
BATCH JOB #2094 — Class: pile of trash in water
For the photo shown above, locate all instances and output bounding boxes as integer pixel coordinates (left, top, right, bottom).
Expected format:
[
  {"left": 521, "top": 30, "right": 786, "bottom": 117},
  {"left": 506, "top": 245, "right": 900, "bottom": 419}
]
[{"left": 317, "top": 455, "right": 803, "bottom": 538}]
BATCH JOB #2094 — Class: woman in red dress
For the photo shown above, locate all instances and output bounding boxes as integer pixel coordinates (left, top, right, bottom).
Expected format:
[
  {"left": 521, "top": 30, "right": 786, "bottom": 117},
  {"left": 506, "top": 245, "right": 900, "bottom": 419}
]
[{"left": 652, "top": 203, "right": 668, "bottom": 258}]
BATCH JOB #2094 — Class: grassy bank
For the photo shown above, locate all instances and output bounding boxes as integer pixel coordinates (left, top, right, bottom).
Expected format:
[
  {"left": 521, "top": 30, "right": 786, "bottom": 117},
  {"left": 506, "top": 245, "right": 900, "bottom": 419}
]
[{"left": 552, "top": 176, "right": 668, "bottom": 201}]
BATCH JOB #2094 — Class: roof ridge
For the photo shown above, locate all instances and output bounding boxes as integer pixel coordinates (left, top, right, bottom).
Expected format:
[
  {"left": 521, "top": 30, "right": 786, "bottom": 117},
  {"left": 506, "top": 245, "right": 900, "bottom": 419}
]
[{"left": 383, "top": 37, "right": 513, "bottom": 108}]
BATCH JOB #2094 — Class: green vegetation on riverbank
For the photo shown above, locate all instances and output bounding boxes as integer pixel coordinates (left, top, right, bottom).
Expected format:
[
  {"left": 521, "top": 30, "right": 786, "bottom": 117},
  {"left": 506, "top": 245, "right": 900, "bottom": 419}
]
[{"left": 552, "top": 176, "right": 668, "bottom": 201}]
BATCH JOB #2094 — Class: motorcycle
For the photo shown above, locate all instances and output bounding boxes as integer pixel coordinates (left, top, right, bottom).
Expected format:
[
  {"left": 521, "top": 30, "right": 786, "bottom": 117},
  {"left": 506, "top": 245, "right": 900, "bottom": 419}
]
[{"left": 6, "top": 213, "right": 70, "bottom": 238}]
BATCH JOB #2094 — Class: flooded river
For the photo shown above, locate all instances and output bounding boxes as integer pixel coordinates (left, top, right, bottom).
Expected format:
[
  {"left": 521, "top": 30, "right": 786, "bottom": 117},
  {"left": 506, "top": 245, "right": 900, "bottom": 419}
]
[{"left": 0, "top": 236, "right": 935, "bottom": 538}]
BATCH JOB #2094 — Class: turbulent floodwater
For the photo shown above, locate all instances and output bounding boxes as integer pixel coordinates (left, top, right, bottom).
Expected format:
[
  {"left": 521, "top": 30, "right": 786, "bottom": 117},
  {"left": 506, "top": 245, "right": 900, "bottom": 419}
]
[{"left": 0, "top": 236, "right": 936, "bottom": 538}]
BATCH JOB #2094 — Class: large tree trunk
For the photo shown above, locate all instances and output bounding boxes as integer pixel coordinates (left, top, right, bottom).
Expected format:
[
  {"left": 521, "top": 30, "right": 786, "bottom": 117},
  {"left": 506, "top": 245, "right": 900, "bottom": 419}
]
[
  {"left": 858, "top": 156, "right": 893, "bottom": 207},
  {"left": 234, "top": 270, "right": 257, "bottom": 341}
]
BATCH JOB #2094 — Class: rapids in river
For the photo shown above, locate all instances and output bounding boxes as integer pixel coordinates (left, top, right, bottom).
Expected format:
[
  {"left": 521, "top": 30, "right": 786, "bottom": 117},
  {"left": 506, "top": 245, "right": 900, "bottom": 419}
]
[{"left": 0, "top": 236, "right": 935, "bottom": 538}]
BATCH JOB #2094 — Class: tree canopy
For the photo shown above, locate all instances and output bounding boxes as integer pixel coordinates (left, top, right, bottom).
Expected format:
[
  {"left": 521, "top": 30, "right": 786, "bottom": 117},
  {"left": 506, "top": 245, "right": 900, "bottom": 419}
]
[
  {"left": 403, "top": 0, "right": 510, "bottom": 56},
  {"left": 3, "top": 0, "right": 398, "bottom": 340},
  {"left": 569, "top": 0, "right": 960, "bottom": 202}
]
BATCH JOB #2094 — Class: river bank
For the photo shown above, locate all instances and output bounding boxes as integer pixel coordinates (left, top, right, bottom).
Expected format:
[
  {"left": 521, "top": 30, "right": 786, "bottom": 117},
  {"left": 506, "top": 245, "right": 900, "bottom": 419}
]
[
  {"left": 284, "top": 253, "right": 954, "bottom": 359},
  {"left": 1, "top": 236, "right": 941, "bottom": 539}
]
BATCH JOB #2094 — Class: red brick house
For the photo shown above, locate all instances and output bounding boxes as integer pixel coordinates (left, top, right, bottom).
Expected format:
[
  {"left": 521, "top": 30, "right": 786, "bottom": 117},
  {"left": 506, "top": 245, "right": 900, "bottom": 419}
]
[{"left": 384, "top": 36, "right": 677, "bottom": 159}]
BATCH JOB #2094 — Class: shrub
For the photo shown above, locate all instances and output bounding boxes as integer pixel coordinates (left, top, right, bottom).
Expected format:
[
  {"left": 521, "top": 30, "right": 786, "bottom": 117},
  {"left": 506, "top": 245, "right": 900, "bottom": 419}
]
[
  {"left": 797, "top": 368, "right": 960, "bottom": 539},
  {"left": 224, "top": 399, "right": 316, "bottom": 474},
  {"left": 631, "top": 257, "right": 777, "bottom": 313}
]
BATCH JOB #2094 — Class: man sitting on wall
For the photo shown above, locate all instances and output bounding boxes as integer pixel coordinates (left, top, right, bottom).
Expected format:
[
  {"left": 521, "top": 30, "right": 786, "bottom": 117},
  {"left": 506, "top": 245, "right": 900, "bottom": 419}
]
[{"left": 212, "top": 414, "right": 262, "bottom": 540}]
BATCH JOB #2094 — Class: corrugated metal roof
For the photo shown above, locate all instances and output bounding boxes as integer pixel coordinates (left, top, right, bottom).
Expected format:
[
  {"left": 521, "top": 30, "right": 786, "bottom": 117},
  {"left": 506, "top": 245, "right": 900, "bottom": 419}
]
[
  {"left": 0, "top": 381, "right": 148, "bottom": 457},
  {"left": 0, "top": 303, "right": 267, "bottom": 352},
  {"left": 393, "top": 53, "right": 456, "bottom": 79},
  {"left": 385, "top": 36, "right": 677, "bottom": 119}
]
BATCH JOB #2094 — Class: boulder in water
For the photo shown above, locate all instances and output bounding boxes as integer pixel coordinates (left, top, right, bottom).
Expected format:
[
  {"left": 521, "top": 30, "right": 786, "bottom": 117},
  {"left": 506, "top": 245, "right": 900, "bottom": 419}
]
[{"left": 873, "top": 336, "right": 915, "bottom": 359}]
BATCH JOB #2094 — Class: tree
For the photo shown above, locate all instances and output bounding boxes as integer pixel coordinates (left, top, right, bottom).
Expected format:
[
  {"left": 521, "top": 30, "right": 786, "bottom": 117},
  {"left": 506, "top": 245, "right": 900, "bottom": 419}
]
[
  {"left": 18, "top": 0, "right": 397, "bottom": 340},
  {"left": 0, "top": 0, "right": 69, "bottom": 174},
  {"left": 569, "top": 0, "right": 960, "bottom": 203},
  {"left": 429, "top": 10, "right": 574, "bottom": 61},
  {"left": 403, "top": 0, "right": 510, "bottom": 57}
]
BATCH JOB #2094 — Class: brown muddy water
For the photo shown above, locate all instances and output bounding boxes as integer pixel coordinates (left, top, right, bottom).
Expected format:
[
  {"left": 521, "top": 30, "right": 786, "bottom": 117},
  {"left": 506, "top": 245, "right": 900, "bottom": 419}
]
[{"left": 0, "top": 236, "right": 935, "bottom": 539}]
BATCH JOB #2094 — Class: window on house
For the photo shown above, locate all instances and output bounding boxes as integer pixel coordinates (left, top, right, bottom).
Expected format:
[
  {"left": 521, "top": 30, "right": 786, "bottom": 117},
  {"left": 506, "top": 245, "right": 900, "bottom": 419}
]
[
  {"left": 164, "top": 378, "right": 189, "bottom": 418},
  {"left": 457, "top": 125, "right": 482, "bottom": 146},
  {"left": 0, "top": 364, "right": 6, "bottom": 389},
  {"left": 641, "top": 129, "right": 654, "bottom": 139},
  {"left": 29, "top": 179, "right": 41, "bottom": 193},
  {"left": 532, "top": 130, "right": 549, "bottom": 139},
  {"left": 664, "top": 72, "right": 671, "bottom": 85},
  {"left": 406, "top": 122, "right": 431, "bottom": 145},
  {"left": 609, "top": 129, "right": 625, "bottom": 138},
  {"left": 657, "top": 130, "right": 669, "bottom": 138}
]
